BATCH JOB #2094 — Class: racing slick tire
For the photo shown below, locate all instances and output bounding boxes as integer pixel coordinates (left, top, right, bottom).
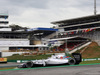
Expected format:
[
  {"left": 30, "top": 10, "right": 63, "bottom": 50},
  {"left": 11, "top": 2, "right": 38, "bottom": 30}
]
[
  {"left": 18, "top": 64, "right": 26, "bottom": 68},
  {"left": 68, "top": 58, "right": 76, "bottom": 65},
  {"left": 26, "top": 61, "right": 33, "bottom": 68}
]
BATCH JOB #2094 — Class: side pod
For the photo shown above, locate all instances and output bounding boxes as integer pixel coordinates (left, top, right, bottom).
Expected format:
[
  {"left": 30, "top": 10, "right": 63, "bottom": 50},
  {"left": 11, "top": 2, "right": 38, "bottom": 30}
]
[{"left": 72, "top": 53, "right": 82, "bottom": 65}]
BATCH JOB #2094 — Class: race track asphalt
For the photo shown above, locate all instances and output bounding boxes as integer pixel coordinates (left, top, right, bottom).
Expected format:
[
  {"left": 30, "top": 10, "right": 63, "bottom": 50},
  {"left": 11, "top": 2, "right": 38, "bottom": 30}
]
[
  {"left": 0, "top": 64, "right": 100, "bottom": 75},
  {"left": 0, "top": 62, "right": 19, "bottom": 68}
]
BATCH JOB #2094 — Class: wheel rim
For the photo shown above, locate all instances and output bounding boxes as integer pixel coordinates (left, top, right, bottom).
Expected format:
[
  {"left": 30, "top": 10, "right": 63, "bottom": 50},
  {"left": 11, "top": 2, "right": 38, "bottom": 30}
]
[{"left": 69, "top": 59, "right": 75, "bottom": 65}]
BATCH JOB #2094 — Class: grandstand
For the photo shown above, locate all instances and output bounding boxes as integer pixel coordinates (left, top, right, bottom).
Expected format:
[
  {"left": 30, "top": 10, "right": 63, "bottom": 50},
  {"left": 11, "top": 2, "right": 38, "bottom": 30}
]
[
  {"left": 51, "top": 14, "right": 100, "bottom": 53},
  {"left": 48, "top": 36, "right": 91, "bottom": 53},
  {"left": 0, "top": 27, "right": 57, "bottom": 53},
  {"left": 27, "top": 28, "right": 58, "bottom": 45},
  {"left": 0, "top": 13, "right": 58, "bottom": 56}
]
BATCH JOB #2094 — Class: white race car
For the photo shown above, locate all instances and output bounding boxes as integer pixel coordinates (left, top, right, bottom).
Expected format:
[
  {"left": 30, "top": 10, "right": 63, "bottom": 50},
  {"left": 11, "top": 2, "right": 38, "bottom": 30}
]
[{"left": 18, "top": 53, "right": 82, "bottom": 68}]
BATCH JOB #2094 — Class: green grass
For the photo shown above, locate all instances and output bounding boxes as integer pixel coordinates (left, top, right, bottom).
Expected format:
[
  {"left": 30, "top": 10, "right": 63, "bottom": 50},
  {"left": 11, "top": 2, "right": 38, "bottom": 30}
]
[
  {"left": 80, "top": 60, "right": 100, "bottom": 64},
  {"left": 75, "top": 46, "right": 100, "bottom": 59},
  {"left": 6, "top": 54, "right": 51, "bottom": 60}
]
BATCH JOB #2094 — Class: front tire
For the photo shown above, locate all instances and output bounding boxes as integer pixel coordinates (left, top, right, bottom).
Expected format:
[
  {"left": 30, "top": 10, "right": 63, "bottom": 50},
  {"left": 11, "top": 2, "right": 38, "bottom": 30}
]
[
  {"left": 68, "top": 58, "right": 76, "bottom": 65},
  {"left": 26, "top": 61, "right": 33, "bottom": 68}
]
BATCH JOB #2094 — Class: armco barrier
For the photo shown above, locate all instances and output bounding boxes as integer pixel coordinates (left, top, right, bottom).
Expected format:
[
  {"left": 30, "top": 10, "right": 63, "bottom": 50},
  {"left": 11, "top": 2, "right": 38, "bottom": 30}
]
[
  {"left": 17, "top": 60, "right": 35, "bottom": 63},
  {"left": 82, "top": 58, "right": 100, "bottom": 61},
  {"left": 7, "top": 60, "right": 34, "bottom": 63},
  {"left": 7, "top": 60, "right": 17, "bottom": 62}
]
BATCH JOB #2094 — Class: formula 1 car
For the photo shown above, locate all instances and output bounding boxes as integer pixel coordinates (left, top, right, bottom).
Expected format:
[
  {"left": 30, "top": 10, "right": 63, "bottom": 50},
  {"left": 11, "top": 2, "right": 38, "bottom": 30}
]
[{"left": 18, "top": 53, "right": 82, "bottom": 68}]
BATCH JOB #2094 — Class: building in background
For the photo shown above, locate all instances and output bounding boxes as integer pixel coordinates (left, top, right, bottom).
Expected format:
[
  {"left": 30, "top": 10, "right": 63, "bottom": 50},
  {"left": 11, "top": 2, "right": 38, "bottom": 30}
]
[
  {"left": 51, "top": 14, "right": 100, "bottom": 45},
  {"left": 0, "top": 13, "right": 58, "bottom": 57},
  {"left": 1, "top": 13, "right": 100, "bottom": 56},
  {"left": 47, "top": 14, "right": 100, "bottom": 54},
  {"left": 0, "top": 13, "right": 11, "bottom": 31}
]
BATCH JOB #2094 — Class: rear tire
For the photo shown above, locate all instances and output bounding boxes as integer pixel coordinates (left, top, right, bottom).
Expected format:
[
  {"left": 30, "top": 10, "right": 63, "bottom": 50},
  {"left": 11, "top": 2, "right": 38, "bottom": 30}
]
[
  {"left": 26, "top": 61, "right": 33, "bottom": 68},
  {"left": 68, "top": 58, "right": 76, "bottom": 65}
]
